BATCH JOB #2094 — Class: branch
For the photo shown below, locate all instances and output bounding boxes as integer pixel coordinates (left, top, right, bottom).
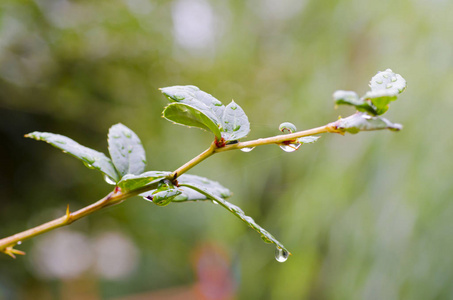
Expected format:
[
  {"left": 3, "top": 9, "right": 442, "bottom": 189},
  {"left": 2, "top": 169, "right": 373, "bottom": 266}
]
[{"left": 0, "top": 122, "right": 338, "bottom": 257}]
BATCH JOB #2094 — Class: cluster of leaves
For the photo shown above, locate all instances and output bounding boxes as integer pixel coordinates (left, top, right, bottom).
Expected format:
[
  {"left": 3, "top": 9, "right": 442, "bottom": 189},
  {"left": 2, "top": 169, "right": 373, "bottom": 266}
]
[
  {"left": 329, "top": 69, "right": 406, "bottom": 134},
  {"left": 26, "top": 99, "right": 290, "bottom": 256},
  {"left": 23, "top": 69, "right": 406, "bottom": 261},
  {"left": 160, "top": 85, "right": 250, "bottom": 145}
]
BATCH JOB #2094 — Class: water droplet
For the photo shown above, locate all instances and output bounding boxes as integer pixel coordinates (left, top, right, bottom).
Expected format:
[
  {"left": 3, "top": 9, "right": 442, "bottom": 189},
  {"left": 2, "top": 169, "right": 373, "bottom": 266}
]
[
  {"left": 279, "top": 122, "right": 297, "bottom": 133},
  {"left": 375, "top": 80, "right": 383, "bottom": 84},
  {"left": 123, "top": 131, "right": 132, "bottom": 138},
  {"left": 212, "top": 200, "right": 219, "bottom": 205},
  {"left": 240, "top": 147, "right": 255, "bottom": 152},
  {"left": 279, "top": 143, "right": 301, "bottom": 152},
  {"left": 230, "top": 105, "right": 237, "bottom": 110},
  {"left": 55, "top": 140, "right": 66, "bottom": 144},
  {"left": 104, "top": 175, "right": 116, "bottom": 185},
  {"left": 233, "top": 125, "right": 241, "bottom": 131},
  {"left": 386, "top": 84, "right": 393, "bottom": 89},
  {"left": 112, "top": 134, "right": 121, "bottom": 139},
  {"left": 383, "top": 74, "right": 389, "bottom": 78},
  {"left": 275, "top": 247, "right": 289, "bottom": 263},
  {"left": 17, "top": 241, "right": 22, "bottom": 245}
]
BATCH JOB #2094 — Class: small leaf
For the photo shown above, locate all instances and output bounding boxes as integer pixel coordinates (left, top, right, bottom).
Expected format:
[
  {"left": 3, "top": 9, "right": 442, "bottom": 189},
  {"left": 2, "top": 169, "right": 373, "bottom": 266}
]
[
  {"left": 161, "top": 85, "right": 225, "bottom": 139},
  {"left": 333, "top": 90, "right": 377, "bottom": 115},
  {"left": 140, "top": 174, "right": 231, "bottom": 202},
  {"left": 118, "top": 171, "right": 171, "bottom": 192},
  {"left": 366, "top": 69, "right": 406, "bottom": 115},
  {"left": 221, "top": 100, "right": 250, "bottom": 141},
  {"left": 160, "top": 85, "right": 225, "bottom": 119},
  {"left": 108, "top": 124, "right": 146, "bottom": 177},
  {"left": 327, "top": 112, "right": 402, "bottom": 134},
  {"left": 297, "top": 136, "right": 321, "bottom": 144},
  {"left": 163, "top": 103, "right": 222, "bottom": 139},
  {"left": 180, "top": 183, "right": 290, "bottom": 255},
  {"left": 26, "top": 132, "right": 120, "bottom": 182}
]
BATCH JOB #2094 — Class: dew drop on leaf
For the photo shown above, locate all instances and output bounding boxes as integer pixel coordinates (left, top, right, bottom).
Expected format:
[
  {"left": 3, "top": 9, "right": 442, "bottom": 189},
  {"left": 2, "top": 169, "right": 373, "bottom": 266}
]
[
  {"left": 212, "top": 200, "right": 219, "bottom": 205},
  {"left": 275, "top": 247, "right": 289, "bottom": 263},
  {"left": 279, "top": 143, "right": 301, "bottom": 152},
  {"left": 240, "top": 147, "right": 255, "bottom": 152},
  {"left": 104, "top": 175, "right": 116, "bottom": 185}
]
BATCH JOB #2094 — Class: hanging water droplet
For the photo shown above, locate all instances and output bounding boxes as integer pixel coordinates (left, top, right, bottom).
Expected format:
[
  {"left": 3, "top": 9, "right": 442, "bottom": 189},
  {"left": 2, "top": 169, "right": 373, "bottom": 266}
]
[
  {"left": 212, "top": 200, "right": 219, "bottom": 205},
  {"left": 391, "top": 76, "right": 397, "bottom": 82},
  {"left": 279, "top": 143, "right": 301, "bottom": 152},
  {"left": 104, "top": 175, "right": 116, "bottom": 185},
  {"left": 17, "top": 241, "right": 22, "bottom": 245},
  {"left": 240, "top": 147, "right": 255, "bottom": 152},
  {"left": 275, "top": 247, "right": 289, "bottom": 263},
  {"left": 279, "top": 122, "right": 297, "bottom": 133}
]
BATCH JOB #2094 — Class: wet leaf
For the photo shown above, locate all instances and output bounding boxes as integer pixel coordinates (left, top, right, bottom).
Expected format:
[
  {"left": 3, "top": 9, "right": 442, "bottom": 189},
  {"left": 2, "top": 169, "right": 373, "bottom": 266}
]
[
  {"left": 108, "top": 124, "right": 146, "bottom": 177},
  {"left": 25, "top": 132, "right": 120, "bottom": 182},
  {"left": 179, "top": 183, "right": 290, "bottom": 255},
  {"left": 118, "top": 171, "right": 170, "bottom": 192},
  {"left": 161, "top": 85, "right": 224, "bottom": 139},
  {"left": 163, "top": 103, "right": 222, "bottom": 139},
  {"left": 297, "top": 136, "right": 321, "bottom": 144},
  {"left": 333, "top": 90, "right": 377, "bottom": 115},
  {"left": 140, "top": 174, "right": 231, "bottom": 202},
  {"left": 221, "top": 100, "right": 250, "bottom": 141},
  {"left": 328, "top": 112, "right": 402, "bottom": 134},
  {"left": 334, "top": 69, "right": 406, "bottom": 115}
]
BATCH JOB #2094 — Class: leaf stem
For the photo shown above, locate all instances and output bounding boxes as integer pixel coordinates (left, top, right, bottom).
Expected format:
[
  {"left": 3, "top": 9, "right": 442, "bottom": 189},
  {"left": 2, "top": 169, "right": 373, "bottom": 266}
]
[{"left": 215, "top": 125, "right": 333, "bottom": 153}]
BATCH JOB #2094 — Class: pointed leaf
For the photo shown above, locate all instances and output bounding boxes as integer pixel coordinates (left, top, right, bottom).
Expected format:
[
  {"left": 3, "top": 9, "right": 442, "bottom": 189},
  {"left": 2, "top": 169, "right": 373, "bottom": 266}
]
[
  {"left": 221, "top": 100, "right": 251, "bottom": 141},
  {"left": 25, "top": 132, "right": 120, "bottom": 182},
  {"left": 328, "top": 112, "right": 402, "bottom": 134},
  {"left": 333, "top": 90, "right": 377, "bottom": 115},
  {"left": 180, "top": 183, "right": 290, "bottom": 255},
  {"left": 365, "top": 69, "right": 406, "bottom": 115},
  {"left": 118, "top": 171, "right": 171, "bottom": 192},
  {"left": 160, "top": 85, "right": 225, "bottom": 119},
  {"left": 163, "top": 103, "right": 222, "bottom": 139},
  {"left": 108, "top": 124, "right": 146, "bottom": 177},
  {"left": 297, "top": 136, "right": 321, "bottom": 144},
  {"left": 161, "top": 85, "right": 225, "bottom": 138},
  {"left": 139, "top": 174, "right": 231, "bottom": 202}
]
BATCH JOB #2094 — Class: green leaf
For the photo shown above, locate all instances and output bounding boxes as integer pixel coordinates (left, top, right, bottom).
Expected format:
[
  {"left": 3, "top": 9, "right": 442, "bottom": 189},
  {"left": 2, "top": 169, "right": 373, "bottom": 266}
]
[
  {"left": 297, "top": 136, "right": 321, "bottom": 144},
  {"left": 139, "top": 174, "right": 231, "bottom": 202},
  {"left": 160, "top": 85, "right": 225, "bottom": 139},
  {"left": 365, "top": 69, "right": 407, "bottom": 115},
  {"left": 118, "top": 171, "right": 170, "bottom": 192},
  {"left": 108, "top": 124, "right": 146, "bottom": 177},
  {"left": 161, "top": 85, "right": 252, "bottom": 141},
  {"left": 25, "top": 131, "right": 120, "bottom": 182},
  {"left": 221, "top": 100, "right": 251, "bottom": 141},
  {"left": 328, "top": 112, "right": 402, "bottom": 134},
  {"left": 180, "top": 183, "right": 290, "bottom": 255},
  {"left": 162, "top": 103, "right": 222, "bottom": 139},
  {"left": 333, "top": 90, "right": 377, "bottom": 115}
]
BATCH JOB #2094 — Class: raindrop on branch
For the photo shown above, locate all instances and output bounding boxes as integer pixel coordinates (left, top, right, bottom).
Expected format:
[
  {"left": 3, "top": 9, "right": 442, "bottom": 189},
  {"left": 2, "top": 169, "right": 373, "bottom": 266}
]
[
  {"left": 275, "top": 247, "right": 289, "bottom": 263},
  {"left": 240, "top": 147, "right": 255, "bottom": 152}
]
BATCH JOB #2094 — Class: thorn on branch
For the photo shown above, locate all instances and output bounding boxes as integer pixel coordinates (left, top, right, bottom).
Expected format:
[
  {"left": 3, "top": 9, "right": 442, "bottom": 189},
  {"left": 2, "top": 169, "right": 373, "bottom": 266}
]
[{"left": 2, "top": 245, "right": 26, "bottom": 259}]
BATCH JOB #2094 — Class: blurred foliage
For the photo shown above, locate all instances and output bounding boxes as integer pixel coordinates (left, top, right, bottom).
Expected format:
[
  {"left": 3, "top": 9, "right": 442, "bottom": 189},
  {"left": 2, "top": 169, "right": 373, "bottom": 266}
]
[{"left": 1, "top": 0, "right": 453, "bottom": 299}]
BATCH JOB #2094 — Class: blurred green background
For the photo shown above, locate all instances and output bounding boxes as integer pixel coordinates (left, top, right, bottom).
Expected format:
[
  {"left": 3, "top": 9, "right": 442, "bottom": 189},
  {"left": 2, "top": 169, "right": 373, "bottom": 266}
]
[{"left": 1, "top": 0, "right": 452, "bottom": 299}]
